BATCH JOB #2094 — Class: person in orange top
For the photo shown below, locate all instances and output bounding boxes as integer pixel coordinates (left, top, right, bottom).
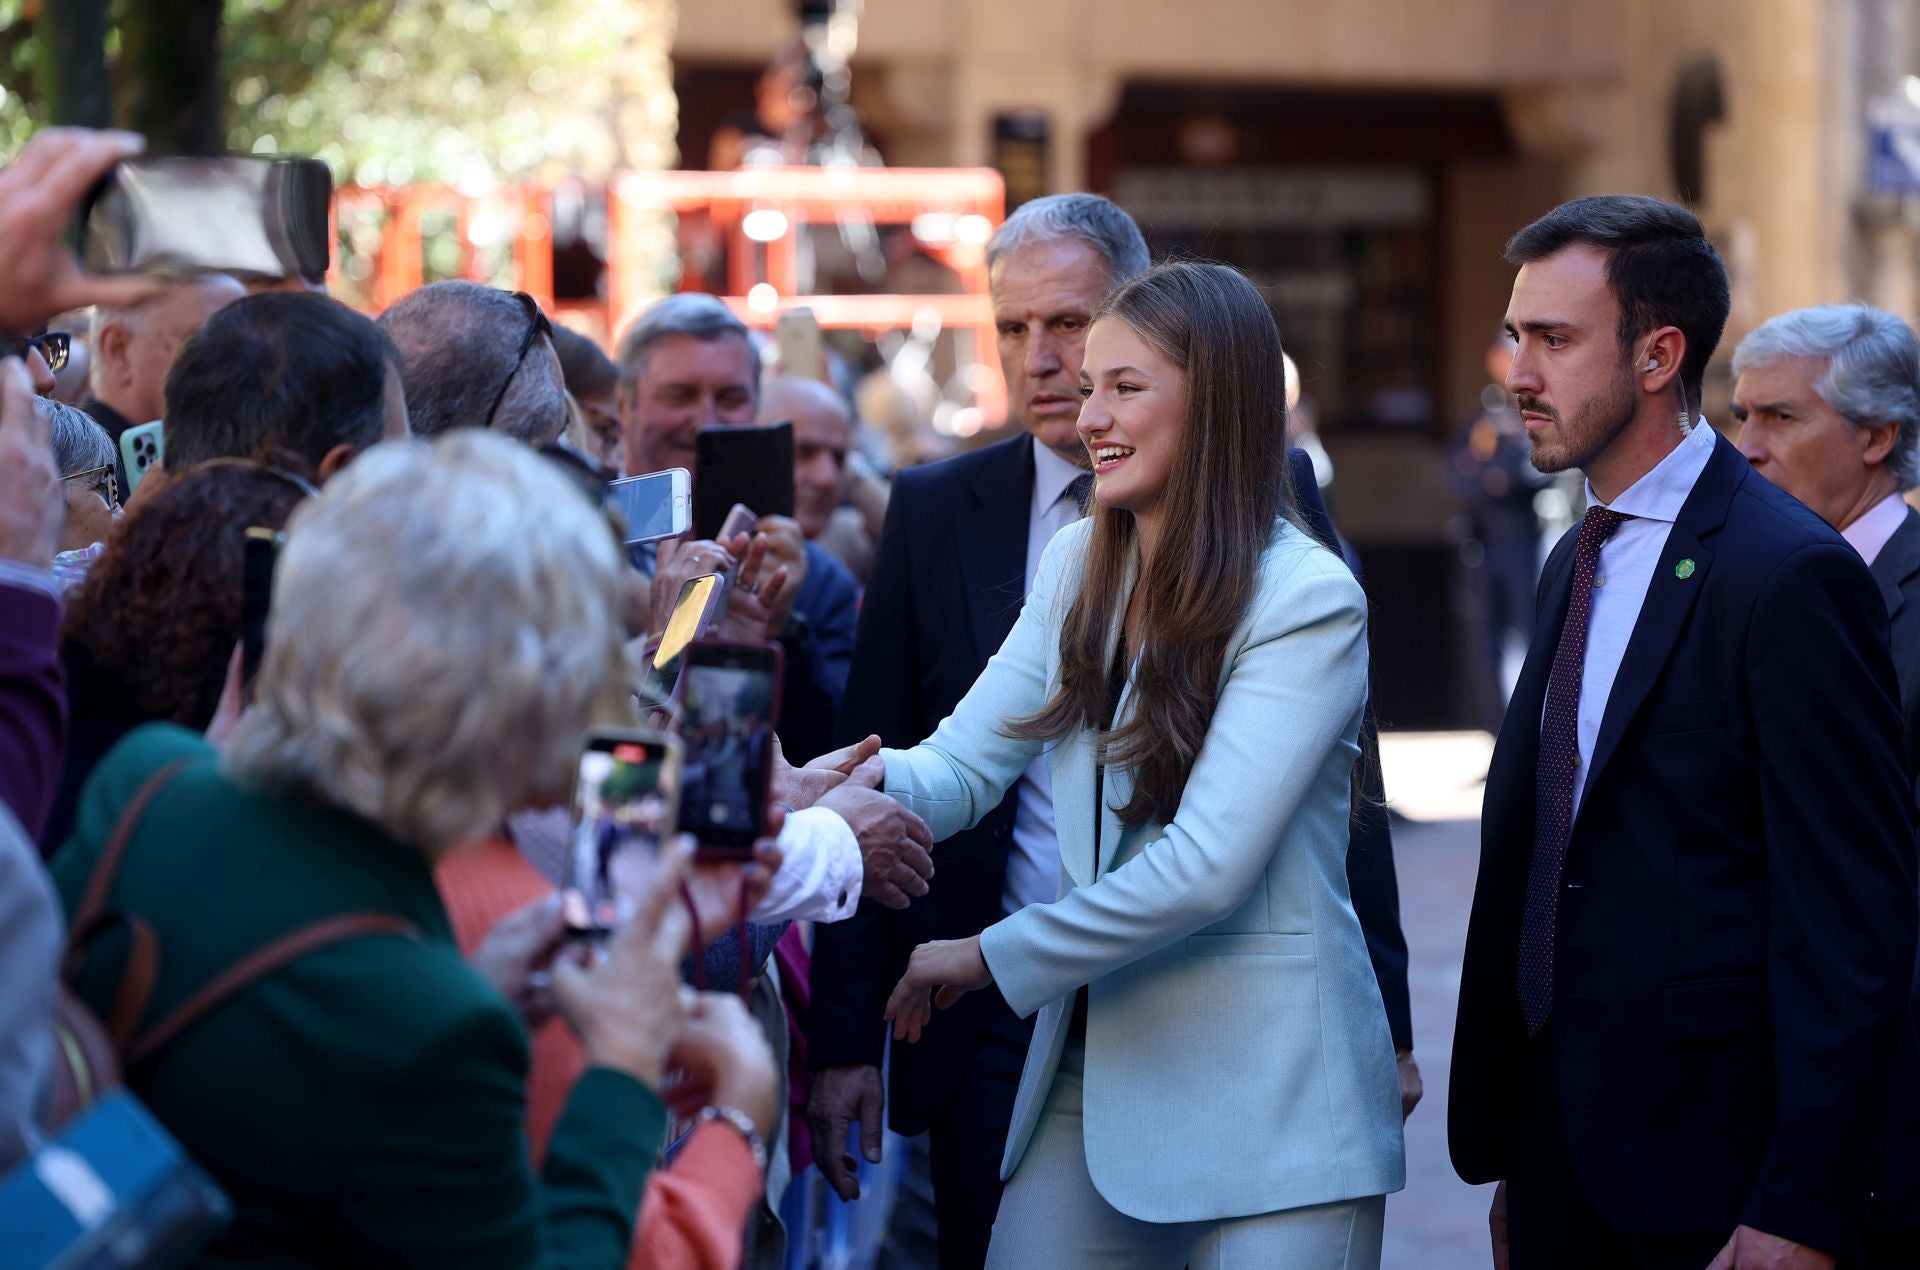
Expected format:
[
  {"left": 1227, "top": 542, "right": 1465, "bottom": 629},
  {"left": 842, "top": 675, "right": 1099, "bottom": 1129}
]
[{"left": 440, "top": 836, "right": 780, "bottom": 1270}]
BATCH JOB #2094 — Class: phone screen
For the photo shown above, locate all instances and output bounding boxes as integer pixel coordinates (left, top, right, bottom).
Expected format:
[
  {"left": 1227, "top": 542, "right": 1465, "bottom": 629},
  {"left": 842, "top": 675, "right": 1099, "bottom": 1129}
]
[
  {"left": 608, "top": 468, "right": 690, "bottom": 545},
  {"left": 678, "top": 643, "right": 782, "bottom": 854},
  {"left": 562, "top": 732, "right": 682, "bottom": 937},
  {"left": 641, "top": 574, "right": 723, "bottom": 705}
]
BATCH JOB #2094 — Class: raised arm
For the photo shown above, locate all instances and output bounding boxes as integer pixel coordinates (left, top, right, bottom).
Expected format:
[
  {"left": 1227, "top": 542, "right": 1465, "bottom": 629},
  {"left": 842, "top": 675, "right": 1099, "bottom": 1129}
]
[{"left": 982, "top": 550, "right": 1367, "bottom": 1017}]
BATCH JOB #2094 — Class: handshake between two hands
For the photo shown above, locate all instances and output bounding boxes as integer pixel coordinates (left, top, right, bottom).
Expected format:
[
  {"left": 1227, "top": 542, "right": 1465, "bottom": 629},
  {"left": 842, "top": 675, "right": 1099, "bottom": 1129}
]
[
  {"left": 780, "top": 739, "right": 993, "bottom": 1046},
  {"left": 773, "top": 733, "right": 936, "bottom": 911}
]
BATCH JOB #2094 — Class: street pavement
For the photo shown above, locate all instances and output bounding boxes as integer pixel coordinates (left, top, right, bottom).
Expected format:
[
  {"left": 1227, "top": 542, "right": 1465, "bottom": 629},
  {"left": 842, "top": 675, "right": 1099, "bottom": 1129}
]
[{"left": 1379, "top": 732, "right": 1495, "bottom": 1270}]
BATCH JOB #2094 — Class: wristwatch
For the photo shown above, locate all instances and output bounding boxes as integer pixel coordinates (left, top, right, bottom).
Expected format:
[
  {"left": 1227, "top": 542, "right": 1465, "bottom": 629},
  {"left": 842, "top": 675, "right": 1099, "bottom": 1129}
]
[{"left": 697, "top": 1104, "right": 769, "bottom": 1172}]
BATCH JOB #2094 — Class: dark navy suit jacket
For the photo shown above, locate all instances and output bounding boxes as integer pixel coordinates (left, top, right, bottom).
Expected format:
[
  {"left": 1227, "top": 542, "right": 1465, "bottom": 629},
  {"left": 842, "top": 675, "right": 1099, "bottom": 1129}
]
[
  {"left": 1450, "top": 432, "right": 1917, "bottom": 1257},
  {"left": 809, "top": 434, "right": 1412, "bottom": 1137}
]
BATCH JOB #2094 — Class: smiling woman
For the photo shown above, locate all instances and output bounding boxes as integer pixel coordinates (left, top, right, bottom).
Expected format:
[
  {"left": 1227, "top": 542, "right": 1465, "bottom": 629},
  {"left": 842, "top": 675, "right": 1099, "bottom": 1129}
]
[{"left": 873, "top": 261, "right": 1402, "bottom": 1268}]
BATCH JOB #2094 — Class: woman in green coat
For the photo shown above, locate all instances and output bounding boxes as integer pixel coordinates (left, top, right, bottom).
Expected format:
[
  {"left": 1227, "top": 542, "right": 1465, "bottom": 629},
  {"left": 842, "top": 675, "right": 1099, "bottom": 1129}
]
[{"left": 55, "top": 432, "right": 767, "bottom": 1268}]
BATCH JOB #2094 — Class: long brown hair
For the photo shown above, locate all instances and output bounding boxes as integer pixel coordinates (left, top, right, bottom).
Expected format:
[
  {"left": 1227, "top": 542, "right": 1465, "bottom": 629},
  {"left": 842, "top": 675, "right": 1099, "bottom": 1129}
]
[{"left": 1009, "top": 261, "right": 1297, "bottom": 825}]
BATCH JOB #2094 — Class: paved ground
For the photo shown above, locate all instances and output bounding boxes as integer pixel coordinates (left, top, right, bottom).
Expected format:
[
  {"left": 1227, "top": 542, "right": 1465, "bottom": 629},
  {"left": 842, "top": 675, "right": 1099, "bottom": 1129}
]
[
  {"left": 1380, "top": 814, "right": 1492, "bottom": 1270},
  {"left": 1378, "top": 731, "right": 1495, "bottom": 1270}
]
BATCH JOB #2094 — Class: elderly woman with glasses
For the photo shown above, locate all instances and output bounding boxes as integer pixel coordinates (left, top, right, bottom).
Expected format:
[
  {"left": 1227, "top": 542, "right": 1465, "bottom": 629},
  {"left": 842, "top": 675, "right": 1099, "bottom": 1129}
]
[{"left": 39, "top": 397, "right": 119, "bottom": 577}]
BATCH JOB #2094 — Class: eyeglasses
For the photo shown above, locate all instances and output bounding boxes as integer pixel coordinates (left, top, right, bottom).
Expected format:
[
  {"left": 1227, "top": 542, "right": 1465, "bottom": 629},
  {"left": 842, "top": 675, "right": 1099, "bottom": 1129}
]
[
  {"left": 482, "top": 292, "right": 554, "bottom": 431},
  {"left": 62, "top": 462, "right": 118, "bottom": 510},
  {"left": 5, "top": 331, "right": 70, "bottom": 374}
]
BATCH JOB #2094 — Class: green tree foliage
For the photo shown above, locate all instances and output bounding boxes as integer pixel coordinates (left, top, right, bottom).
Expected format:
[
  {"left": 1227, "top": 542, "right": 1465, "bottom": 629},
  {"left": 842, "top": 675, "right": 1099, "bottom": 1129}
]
[{"left": 1, "top": 0, "right": 660, "bottom": 183}]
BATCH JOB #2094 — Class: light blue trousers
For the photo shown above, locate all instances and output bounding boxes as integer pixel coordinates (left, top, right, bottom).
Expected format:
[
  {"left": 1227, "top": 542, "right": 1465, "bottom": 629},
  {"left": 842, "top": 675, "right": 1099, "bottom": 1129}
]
[{"left": 985, "top": 1041, "right": 1386, "bottom": 1269}]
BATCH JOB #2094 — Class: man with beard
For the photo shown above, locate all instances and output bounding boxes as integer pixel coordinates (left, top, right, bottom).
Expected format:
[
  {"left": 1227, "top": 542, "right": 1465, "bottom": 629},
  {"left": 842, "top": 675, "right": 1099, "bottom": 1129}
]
[{"left": 1449, "top": 196, "right": 1916, "bottom": 1269}]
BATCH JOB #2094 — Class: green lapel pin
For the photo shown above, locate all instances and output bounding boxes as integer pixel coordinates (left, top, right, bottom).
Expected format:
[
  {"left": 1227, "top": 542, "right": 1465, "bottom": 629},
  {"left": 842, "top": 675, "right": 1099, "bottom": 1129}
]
[{"left": 1675, "top": 558, "right": 1696, "bottom": 580}]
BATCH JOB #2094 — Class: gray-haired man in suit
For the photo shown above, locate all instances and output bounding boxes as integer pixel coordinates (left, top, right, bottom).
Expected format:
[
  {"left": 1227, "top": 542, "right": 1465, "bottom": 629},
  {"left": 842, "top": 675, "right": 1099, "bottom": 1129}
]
[{"left": 1731, "top": 303, "right": 1920, "bottom": 1268}]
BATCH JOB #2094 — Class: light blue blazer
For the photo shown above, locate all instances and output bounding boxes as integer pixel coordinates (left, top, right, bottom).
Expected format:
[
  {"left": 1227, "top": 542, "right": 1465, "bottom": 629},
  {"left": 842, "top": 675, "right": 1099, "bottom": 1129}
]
[{"left": 881, "top": 517, "right": 1406, "bottom": 1223}]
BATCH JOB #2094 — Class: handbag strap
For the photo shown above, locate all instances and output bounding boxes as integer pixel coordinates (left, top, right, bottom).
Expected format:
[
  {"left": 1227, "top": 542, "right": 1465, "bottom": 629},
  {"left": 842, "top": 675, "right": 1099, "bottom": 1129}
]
[
  {"left": 66, "top": 757, "right": 194, "bottom": 965},
  {"left": 127, "top": 912, "right": 421, "bottom": 1067}
]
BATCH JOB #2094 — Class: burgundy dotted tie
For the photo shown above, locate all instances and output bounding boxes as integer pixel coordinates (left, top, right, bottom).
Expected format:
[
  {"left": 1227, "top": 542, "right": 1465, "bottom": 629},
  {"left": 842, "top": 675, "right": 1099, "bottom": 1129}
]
[{"left": 1517, "top": 506, "right": 1631, "bottom": 1036}]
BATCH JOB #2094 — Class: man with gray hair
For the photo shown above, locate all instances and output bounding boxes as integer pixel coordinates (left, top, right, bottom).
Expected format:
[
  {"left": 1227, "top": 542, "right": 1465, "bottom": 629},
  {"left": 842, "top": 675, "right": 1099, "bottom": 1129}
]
[
  {"left": 379, "top": 281, "right": 570, "bottom": 446},
  {"left": 1732, "top": 303, "right": 1920, "bottom": 1263},
  {"left": 85, "top": 272, "right": 244, "bottom": 491},
  {"left": 614, "top": 291, "right": 861, "bottom": 762}
]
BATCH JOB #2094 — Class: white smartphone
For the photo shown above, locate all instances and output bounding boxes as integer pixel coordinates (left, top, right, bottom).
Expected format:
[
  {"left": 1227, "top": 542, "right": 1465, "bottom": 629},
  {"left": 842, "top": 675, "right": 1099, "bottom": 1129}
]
[{"left": 608, "top": 467, "right": 692, "bottom": 545}]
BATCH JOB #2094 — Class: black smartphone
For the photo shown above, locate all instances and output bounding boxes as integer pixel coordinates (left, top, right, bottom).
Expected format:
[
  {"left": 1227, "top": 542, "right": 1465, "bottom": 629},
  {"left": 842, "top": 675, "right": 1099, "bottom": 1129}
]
[
  {"left": 693, "top": 423, "right": 794, "bottom": 540},
  {"left": 239, "top": 527, "right": 282, "bottom": 696},
  {"left": 81, "top": 156, "right": 332, "bottom": 280},
  {"left": 676, "top": 641, "right": 783, "bottom": 857},
  {"left": 640, "top": 573, "right": 725, "bottom": 706},
  {"left": 561, "top": 728, "right": 684, "bottom": 938}
]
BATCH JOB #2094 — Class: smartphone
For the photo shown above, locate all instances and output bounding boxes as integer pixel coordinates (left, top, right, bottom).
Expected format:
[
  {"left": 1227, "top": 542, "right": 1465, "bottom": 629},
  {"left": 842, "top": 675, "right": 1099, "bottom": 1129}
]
[
  {"left": 640, "top": 573, "right": 725, "bottom": 705},
  {"left": 693, "top": 424, "right": 794, "bottom": 540},
  {"left": 608, "top": 467, "right": 692, "bottom": 545},
  {"left": 773, "top": 309, "right": 827, "bottom": 382},
  {"left": 717, "top": 502, "right": 758, "bottom": 545},
  {"left": 120, "top": 420, "right": 164, "bottom": 495},
  {"left": 239, "top": 527, "right": 282, "bottom": 696},
  {"left": 677, "top": 641, "right": 783, "bottom": 856},
  {"left": 81, "top": 156, "right": 333, "bottom": 280},
  {"left": 561, "top": 728, "right": 684, "bottom": 938}
]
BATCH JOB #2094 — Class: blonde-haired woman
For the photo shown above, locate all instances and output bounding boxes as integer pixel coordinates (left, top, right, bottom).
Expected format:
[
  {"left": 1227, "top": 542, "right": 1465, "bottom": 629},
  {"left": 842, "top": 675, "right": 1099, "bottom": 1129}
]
[{"left": 53, "top": 432, "right": 768, "bottom": 1268}]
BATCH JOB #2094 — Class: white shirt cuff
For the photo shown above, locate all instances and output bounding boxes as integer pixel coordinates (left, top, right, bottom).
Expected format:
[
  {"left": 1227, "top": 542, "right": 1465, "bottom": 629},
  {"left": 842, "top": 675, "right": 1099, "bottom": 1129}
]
[{"left": 751, "top": 805, "right": 864, "bottom": 924}]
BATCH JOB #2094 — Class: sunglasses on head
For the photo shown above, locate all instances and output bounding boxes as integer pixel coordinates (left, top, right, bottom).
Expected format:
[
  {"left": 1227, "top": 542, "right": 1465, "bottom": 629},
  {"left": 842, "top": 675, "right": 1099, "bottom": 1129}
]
[
  {"left": 483, "top": 292, "right": 554, "bottom": 431},
  {"left": 5, "top": 331, "right": 70, "bottom": 374}
]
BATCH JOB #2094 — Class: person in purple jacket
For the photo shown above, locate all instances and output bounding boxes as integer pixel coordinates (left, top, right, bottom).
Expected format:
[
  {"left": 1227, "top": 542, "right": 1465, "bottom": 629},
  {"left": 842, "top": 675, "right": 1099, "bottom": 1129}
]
[{"left": 0, "top": 125, "right": 170, "bottom": 1167}]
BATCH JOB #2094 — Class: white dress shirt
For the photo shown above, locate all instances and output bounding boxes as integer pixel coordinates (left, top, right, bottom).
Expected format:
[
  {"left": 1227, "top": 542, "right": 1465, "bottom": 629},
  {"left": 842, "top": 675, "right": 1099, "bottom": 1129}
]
[
  {"left": 1004, "top": 441, "right": 1088, "bottom": 914},
  {"left": 1561, "top": 419, "right": 1716, "bottom": 814},
  {"left": 1841, "top": 491, "right": 1910, "bottom": 568}
]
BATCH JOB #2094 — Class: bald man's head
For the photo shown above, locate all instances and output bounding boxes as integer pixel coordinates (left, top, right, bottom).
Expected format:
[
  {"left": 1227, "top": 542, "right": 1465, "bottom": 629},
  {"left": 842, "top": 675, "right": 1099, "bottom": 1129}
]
[
  {"left": 760, "top": 374, "right": 852, "bottom": 539},
  {"left": 90, "top": 274, "right": 245, "bottom": 423}
]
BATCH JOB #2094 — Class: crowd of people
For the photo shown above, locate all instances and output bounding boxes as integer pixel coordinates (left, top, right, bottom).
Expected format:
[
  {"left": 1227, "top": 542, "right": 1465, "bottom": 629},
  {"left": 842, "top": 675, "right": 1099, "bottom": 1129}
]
[{"left": 2, "top": 119, "right": 1919, "bottom": 1270}]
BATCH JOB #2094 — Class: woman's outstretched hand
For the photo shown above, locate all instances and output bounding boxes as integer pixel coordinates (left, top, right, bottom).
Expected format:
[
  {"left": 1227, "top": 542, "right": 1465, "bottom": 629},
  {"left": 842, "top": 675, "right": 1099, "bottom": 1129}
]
[{"left": 883, "top": 935, "right": 992, "bottom": 1043}]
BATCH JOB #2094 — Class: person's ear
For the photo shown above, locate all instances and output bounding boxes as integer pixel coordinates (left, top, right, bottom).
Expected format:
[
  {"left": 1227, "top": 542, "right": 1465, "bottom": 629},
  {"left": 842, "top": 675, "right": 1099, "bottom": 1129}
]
[
  {"left": 1862, "top": 418, "right": 1902, "bottom": 469},
  {"left": 94, "top": 320, "right": 133, "bottom": 391},
  {"left": 315, "top": 443, "right": 356, "bottom": 483}
]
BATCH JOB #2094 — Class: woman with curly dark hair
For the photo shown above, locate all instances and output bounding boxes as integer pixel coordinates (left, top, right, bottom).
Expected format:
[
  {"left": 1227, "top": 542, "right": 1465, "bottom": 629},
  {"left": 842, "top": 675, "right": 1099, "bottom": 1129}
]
[{"left": 38, "top": 461, "right": 309, "bottom": 850}]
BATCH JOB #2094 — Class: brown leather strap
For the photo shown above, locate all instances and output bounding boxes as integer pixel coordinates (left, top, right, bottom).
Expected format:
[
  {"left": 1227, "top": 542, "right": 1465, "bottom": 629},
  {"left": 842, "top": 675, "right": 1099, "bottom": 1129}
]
[
  {"left": 127, "top": 913, "right": 420, "bottom": 1067},
  {"left": 103, "top": 915, "right": 160, "bottom": 1049},
  {"left": 66, "top": 757, "right": 193, "bottom": 968}
]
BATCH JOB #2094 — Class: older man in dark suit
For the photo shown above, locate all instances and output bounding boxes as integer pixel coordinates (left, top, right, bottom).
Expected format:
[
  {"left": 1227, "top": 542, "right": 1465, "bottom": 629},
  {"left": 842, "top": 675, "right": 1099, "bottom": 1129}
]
[{"left": 1731, "top": 303, "right": 1920, "bottom": 1267}]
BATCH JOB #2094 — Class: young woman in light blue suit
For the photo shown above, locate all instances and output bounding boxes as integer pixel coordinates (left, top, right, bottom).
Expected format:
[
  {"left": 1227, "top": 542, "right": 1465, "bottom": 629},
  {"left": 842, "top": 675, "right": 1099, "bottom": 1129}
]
[{"left": 875, "top": 262, "right": 1405, "bottom": 1267}]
